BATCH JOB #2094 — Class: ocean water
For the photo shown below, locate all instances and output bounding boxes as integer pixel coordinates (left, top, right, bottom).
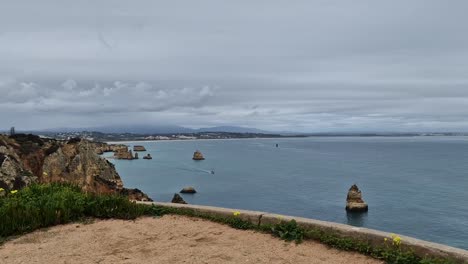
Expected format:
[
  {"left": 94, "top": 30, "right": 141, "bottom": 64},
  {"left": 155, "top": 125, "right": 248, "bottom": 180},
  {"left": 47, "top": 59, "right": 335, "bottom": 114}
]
[{"left": 105, "top": 137, "right": 468, "bottom": 249}]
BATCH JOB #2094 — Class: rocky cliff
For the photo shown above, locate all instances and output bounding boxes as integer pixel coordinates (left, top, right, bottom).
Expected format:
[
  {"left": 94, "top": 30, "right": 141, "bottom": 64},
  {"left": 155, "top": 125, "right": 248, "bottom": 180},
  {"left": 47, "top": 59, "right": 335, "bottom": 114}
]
[{"left": 0, "top": 134, "right": 151, "bottom": 201}]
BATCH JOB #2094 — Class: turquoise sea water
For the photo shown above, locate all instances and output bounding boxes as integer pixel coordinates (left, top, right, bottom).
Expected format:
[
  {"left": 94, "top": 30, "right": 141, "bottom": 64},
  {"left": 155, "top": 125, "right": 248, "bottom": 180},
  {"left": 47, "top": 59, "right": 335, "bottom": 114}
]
[{"left": 105, "top": 137, "right": 468, "bottom": 249}]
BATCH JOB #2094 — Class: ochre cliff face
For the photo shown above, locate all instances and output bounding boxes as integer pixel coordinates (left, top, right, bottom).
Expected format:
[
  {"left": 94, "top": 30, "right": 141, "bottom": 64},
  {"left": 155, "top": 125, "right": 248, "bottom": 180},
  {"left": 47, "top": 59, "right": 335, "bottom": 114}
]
[
  {"left": 41, "top": 140, "right": 124, "bottom": 193},
  {"left": 0, "top": 134, "right": 151, "bottom": 201},
  {"left": 0, "top": 135, "right": 37, "bottom": 190}
]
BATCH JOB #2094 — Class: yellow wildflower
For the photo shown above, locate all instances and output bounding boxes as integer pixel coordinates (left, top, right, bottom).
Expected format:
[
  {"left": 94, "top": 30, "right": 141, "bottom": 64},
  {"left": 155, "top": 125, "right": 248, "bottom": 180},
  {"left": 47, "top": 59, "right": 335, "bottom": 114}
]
[
  {"left": 391, "top": 234, "right": 402, "bottom": 246},
  {"left": 233, "top": 211, "right": 241, "bottom": 216},
  {"left": 384, "top": 238, "right": 388, "bottom": 242},
  {"left": 0, "top": 188, "right": 4, "bottom": 192},
  {"left": 10, "top": 190, "right": 18, "bottom": 194}
]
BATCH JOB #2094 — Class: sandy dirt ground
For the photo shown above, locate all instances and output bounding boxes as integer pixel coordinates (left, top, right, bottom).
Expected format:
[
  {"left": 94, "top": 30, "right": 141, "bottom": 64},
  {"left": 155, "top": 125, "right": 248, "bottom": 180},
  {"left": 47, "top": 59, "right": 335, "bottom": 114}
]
[{"left": 0, "top": 215, "right": 383, "bottom": 264}]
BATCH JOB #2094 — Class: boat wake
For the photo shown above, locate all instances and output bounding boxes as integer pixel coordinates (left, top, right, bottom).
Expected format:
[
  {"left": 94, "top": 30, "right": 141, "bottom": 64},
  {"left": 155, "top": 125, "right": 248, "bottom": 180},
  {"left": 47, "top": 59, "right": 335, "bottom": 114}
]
[
  {"left": 173, "top": 164, "right": 213, "bottom": 174},
  {"left": 151, "top": 161, "right": 214, "bottom": 174}
]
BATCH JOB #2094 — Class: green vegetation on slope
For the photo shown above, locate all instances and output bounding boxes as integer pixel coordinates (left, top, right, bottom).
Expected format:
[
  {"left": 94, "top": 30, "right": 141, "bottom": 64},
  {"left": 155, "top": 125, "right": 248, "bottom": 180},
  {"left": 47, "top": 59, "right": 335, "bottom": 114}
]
[{"left": 0, "top": 184, "right": 148, "bottom": 238}]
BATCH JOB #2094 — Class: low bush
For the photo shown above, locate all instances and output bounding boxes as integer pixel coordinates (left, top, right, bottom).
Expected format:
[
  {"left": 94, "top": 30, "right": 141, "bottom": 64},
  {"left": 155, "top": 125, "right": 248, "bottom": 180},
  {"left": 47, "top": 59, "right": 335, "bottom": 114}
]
[{"left": 269, "top": 219, "right": 304, "bottom": 243}]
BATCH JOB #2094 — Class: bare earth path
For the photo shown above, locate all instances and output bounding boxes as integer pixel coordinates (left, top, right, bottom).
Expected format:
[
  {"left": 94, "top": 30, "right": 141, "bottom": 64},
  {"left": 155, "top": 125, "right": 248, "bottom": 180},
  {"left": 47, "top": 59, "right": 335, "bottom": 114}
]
[{"left": 0, "top": 215, "right": 383, "bottom": 264}]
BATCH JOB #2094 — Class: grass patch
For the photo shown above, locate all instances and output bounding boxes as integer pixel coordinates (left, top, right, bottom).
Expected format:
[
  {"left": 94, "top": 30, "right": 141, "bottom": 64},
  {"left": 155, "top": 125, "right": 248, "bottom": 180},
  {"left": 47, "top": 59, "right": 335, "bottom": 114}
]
[
  {"left": 143, "top": 205, "right": 256, "bottom": 230},
  {"left": 302, "top": 229, "right": 457, "bottom": 264},
  {"left": 0, "top": 183, "right": 147, "bottom": 239}
]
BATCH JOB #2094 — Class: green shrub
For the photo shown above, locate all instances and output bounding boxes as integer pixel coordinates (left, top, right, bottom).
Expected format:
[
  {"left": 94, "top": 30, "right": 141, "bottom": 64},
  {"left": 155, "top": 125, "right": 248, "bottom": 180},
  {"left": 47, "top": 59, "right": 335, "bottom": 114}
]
[
  {"left": 225, "top": 216, "right": 255, "bottom": 230},
  {"left": 270, "top": 219, "right": 304, "bottom": 243}
]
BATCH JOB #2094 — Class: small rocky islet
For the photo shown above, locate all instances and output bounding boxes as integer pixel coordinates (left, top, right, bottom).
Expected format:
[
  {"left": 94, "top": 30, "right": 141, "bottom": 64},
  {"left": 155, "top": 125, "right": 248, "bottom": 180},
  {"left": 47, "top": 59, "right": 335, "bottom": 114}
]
[
  {"left": 346, "top": 184, "right": 368, "bottom": 212},
  {"left": 180, "top": 186, "right": 197, "bottom": 194},
  {"left": 192, "top": 150, "right": 205, "bottom": 160},
  {"left": 109, "top": 145, "right": 152, "bottom": 160},
  {"left": 133, "top": 145, "right": 146, "bottom": 152},
  {"left": 113, "top": 147, "right": 138, "bottom": 160},
  {"left": 171, "top": 193, "right": 187, "bottom": 204}
]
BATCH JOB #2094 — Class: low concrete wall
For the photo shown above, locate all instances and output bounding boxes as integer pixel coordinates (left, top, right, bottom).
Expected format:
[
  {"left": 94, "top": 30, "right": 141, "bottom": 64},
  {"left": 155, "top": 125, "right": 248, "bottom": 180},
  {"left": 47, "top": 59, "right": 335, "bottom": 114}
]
[{"left": 139, "top": 201, "right": 468, "bottom": 263}]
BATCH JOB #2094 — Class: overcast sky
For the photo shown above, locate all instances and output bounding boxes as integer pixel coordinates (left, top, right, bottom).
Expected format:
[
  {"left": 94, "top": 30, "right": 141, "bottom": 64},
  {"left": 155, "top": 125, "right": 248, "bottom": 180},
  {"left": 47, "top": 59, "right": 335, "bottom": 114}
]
[{"left": 1, "top": 0, "right": 468, "bottom": 132}]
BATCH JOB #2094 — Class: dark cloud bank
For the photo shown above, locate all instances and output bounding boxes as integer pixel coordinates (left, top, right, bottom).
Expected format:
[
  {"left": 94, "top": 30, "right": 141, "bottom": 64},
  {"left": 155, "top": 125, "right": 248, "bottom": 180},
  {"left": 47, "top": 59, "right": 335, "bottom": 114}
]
[{"left": 1, "top": 0, "right": 468, "bottom": 132}]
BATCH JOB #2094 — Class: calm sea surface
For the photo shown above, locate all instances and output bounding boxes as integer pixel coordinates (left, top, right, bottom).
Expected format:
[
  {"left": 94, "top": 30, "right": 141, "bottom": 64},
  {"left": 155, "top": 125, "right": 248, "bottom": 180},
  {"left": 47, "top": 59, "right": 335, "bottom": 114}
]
[{"left": 105, "top": 137, "right": 468, "bottom": 249}]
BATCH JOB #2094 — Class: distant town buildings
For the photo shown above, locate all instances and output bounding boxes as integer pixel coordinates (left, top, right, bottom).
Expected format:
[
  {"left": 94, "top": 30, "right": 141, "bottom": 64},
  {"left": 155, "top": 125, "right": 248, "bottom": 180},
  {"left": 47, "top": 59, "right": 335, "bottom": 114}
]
[{"left": 45, "top": 131, "right": 283, "bottom": 142}]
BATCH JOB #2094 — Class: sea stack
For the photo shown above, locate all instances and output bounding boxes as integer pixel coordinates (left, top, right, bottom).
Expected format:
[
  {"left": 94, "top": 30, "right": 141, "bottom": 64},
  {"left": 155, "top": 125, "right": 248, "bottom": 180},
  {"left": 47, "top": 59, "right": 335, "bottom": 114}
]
[
  {"left": 134, "top": 152, "right": 139, "bottom": 159},
  {"left": 143, "top": 154, "right": 152, "bottom": 160},
  {"left": 346, "top": 184, "right": 368, "bottom": 212},
  {"left": 133, "top": 145, "right": 146, "bottom": 151},
  {"left": 192, "top": 150, "right": 205, "bottom": 160},
  {"left": 180, "top": 187, "right": 197, "bottom": 194},
  {"left": 171, "top": 193, "right": 187, "bottom": 204},
  {"left": 114, "top": 147, "right": 136, "bottom": 160}
]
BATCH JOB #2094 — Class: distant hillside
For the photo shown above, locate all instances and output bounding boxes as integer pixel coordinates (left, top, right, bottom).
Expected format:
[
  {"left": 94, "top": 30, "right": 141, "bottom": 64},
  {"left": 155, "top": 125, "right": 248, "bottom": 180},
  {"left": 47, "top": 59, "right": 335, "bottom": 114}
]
[
  {"left": 38, "top": 125, "right": 275, "bottom": 134},
  {"left": 196, "top": 126, "right": 269, "bottom": 134}
]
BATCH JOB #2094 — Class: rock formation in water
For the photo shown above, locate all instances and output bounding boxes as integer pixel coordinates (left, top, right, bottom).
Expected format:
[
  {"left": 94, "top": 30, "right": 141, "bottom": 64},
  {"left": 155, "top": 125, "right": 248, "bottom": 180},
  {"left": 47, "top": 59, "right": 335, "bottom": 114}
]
[
  {"left": 345, "top": 184, "right": 368, "bottom": 212},
  {"left": 133, "top": 145, "right": 146, "bottom": 151},
  {"left": 94, "top": 143, "right": 128, "bottom": 155},
  {"left": 114, "top": 147, "right": 137, "bottom": 160},
  {"left": 171, "top": 193, "right": 187, "bottom": 204},
  {"left": 143, "top": 154, "right": 152, "bottom": 160},
  {"left": 134, "top": 152, "right": 139, "bottom": 159},
  {"left": 192, "top": 150, "right": 205, "bottom": 160},
  {"left": 180, "top": 186, "right": 197, "bottom": 194},
  {"left": 0, "top": 134, "right": 151, "bottom": 201}
]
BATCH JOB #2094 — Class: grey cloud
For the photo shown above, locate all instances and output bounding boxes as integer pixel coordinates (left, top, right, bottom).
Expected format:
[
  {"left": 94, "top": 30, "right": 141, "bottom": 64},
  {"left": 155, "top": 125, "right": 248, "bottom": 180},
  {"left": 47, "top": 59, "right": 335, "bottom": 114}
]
[
  {"left": 1, "top": 0, "right": 468, "bottom": 131},
  {"left": 0, "top": 80, "right": 215, "bottom": 114}
]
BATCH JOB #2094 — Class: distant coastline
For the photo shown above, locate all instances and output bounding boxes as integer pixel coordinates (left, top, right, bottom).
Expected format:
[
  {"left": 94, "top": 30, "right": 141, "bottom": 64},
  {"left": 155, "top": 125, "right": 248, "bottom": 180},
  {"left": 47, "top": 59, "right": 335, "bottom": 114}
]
[
  {"left": 105, "top": 137, "right": 286, "bottom": 144},
  {"left": 3, "top": 130, "right": 468, "bottom": 143},
  {"left": 34, "top": 131, "right": 305, "bottom": 142}
]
